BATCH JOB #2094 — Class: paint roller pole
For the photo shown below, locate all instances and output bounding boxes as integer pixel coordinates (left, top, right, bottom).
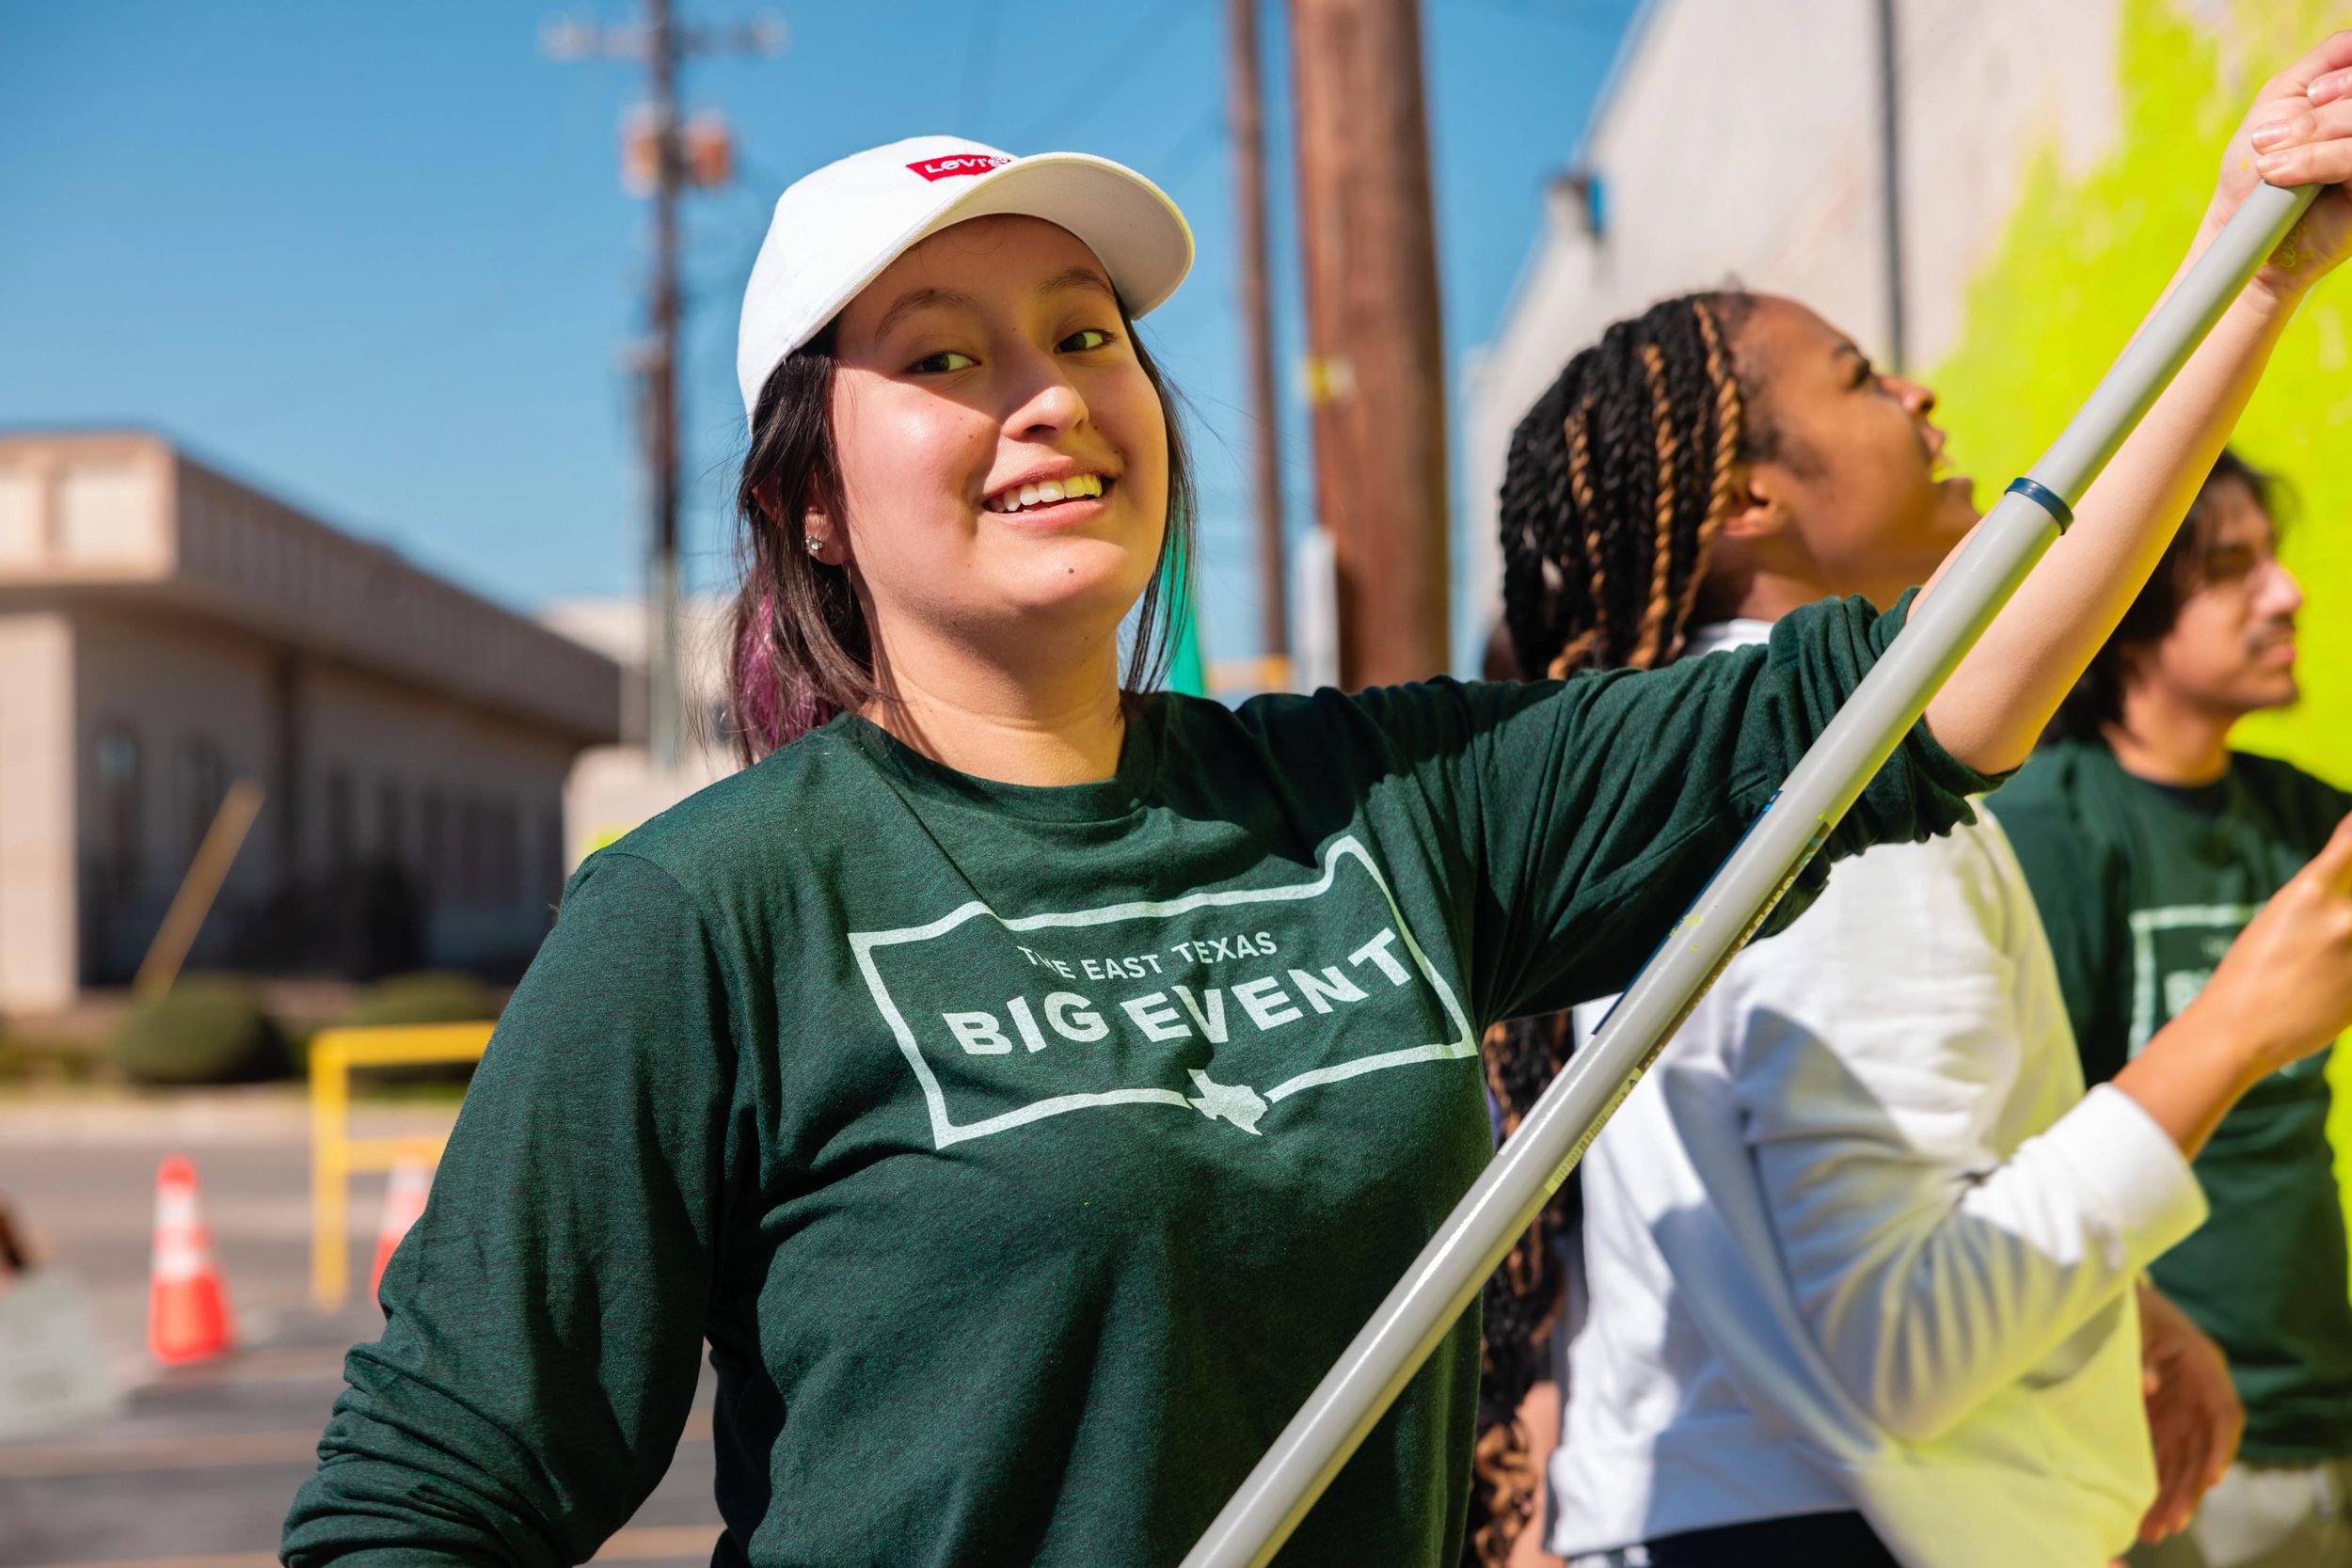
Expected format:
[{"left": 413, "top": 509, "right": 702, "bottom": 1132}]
[{"left": 1179, "top": 177, "right": 2317, "bottom": 1568}]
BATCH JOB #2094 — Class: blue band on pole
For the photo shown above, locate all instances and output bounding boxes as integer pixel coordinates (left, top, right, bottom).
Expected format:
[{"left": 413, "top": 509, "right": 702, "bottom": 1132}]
[{"left": 2005, "top": 476, "right": 2074, "bottom": 533}]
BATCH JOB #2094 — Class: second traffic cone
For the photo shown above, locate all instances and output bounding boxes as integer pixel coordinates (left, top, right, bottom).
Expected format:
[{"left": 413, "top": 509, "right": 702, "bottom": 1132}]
[
  {"left": 370, "top": 1150, "right": 434, "bottom": 1303},
  {"left": 148, "top": 1154, "right": 234, "bottom": 1365}
]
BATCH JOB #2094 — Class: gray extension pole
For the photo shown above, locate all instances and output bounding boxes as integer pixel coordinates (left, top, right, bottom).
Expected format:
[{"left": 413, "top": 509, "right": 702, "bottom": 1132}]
[{"left": 1181, "top": 177, "right": 2317, "bottom": 1568}]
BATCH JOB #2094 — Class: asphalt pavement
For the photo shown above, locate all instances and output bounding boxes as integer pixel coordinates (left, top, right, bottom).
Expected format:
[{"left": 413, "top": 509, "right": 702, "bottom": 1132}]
[{"left": 0, "top": 1091, "right": 723, "bottom": 1568}]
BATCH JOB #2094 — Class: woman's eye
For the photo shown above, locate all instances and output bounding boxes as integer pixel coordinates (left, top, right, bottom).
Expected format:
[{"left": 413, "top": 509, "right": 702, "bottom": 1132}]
[
  {"left": 1059, "top": 327, "right": 1113, "bottom": 353},
  {"left": 912, "top": 350, "right": 977, "bottom": 374}
]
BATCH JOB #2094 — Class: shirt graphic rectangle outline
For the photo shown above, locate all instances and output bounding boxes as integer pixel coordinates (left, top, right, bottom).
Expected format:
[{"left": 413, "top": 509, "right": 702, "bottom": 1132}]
[
  {"left": 2126, "top": 902, "right": 2261, "bottom": 1053},
  {"left": 847, "top": 833, "right": 1476, "bottom": 1148}
]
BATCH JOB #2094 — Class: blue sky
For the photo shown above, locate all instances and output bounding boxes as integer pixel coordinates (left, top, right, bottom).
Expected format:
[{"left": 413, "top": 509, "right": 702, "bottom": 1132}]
[{"left": 1, "top": 0, "right": 1638, "bottom": 672}]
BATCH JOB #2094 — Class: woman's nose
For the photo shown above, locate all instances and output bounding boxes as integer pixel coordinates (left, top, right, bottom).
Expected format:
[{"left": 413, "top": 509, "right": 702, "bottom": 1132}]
[
  {"left": 1007, "top": 350, "right": 1088, "bottom": 437},
  {"left": 1888, "top": 374, "right": 1936, "bottom": 418}
]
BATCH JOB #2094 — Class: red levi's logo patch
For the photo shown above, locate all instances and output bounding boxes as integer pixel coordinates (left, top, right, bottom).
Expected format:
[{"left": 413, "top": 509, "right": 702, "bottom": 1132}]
[{"left": 907, "top": 152, "right": 1012, "bottom": 182}]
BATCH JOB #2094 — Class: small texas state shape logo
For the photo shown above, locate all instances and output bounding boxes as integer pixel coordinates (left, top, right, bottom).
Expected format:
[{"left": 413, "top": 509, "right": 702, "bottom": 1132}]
[{"left": 849, "top": 835, "right": 1473, "bottom": 1148}]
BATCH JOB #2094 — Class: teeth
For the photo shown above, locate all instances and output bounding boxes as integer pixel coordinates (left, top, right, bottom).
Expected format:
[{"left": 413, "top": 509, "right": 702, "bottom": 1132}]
[{"left": 989, "top": 473, "right": 1106, "bottom": 513}]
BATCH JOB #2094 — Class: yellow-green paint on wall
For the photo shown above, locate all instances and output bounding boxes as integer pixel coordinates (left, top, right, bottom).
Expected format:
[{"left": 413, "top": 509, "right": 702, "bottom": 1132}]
[{"left": 1927, "top": 0, "right": 2352, "bottom": 1300}]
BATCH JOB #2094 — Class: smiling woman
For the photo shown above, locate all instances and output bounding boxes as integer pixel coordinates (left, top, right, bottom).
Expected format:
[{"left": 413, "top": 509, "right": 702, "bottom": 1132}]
[
  {"left": 277, "top": 66, "right": 2352, "bottom": 1568},
  {"left": 710, "top": 140, "right": 1197, "bottom": 783}
]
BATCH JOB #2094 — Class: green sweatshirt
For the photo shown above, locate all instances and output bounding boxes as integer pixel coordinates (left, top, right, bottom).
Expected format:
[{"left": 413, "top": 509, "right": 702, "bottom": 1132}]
[
  {"left": 282, "top": 594, "right": 1991, "bottom": 1568},
  {"left": 1994, "top": 741, "right": 2352, "bottom": 1463}
]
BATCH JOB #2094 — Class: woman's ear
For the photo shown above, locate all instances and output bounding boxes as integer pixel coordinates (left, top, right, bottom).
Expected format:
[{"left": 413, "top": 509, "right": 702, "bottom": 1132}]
[
  {"left": 803, "top": 500, "right": 846, "bottom": 567},
  {"left": 1718, "top": 465, "right": 1787, "bottom": 545},
  {"left": 751, "top": 480, "right": 784, "bottom": 522}
]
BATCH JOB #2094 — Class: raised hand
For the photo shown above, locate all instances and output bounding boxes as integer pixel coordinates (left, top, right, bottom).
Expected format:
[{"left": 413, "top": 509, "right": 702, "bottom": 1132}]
[{"left": 2205, "top": 31, "right": 2352, "bottom": 295}]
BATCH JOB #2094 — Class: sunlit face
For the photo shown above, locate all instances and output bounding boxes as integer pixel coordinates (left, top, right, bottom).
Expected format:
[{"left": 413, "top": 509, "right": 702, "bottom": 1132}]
[
  {"left": 2130, "top": 478, "right": 2304, "bottom": 718},
  {"left": 1730, "top": 296, "right": 1979, "bottom": 609},
  {"left": 818, "top": 214, "right": 1169, "bottom": 664}
]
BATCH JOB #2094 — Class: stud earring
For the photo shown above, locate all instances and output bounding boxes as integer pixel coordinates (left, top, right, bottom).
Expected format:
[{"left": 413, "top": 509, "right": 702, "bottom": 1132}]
[{"left": 805, "top": 534, "right": 824, "bottom": 556}]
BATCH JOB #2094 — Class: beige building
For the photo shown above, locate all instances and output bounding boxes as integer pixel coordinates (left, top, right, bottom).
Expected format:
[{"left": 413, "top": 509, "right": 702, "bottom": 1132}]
[{"left": 0, "top": 432, "right": 621, "bottom": 1015}]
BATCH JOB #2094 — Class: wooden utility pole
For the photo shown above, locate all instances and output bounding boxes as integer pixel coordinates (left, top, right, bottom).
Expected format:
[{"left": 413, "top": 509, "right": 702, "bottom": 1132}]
[
  {"left": 1289, "top": 0, "right": 1449, "bottom": 689},
  {"left": 645, "top": 0, "right": 685, "bottom": 769},
  {"left": 1227, "top": 0, "right": 1288, "bottom": 674},
  {"left": 547, "top": 6, "right": 784, "bottom": 769}
]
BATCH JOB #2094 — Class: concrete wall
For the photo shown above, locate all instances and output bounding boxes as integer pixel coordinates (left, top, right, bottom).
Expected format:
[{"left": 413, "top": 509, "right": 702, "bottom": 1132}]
[
  {"left": 172, "top": 453, "right": 618, "bottom": 742},
  {"left": 58, "top": 606, "right": 577, "bottom": 989},
  {"left": 293, "top": 657, "right": 571, "bottom": 965},
  {"left": 0, "top": 614, "right": 77, "bottom": 1011}
]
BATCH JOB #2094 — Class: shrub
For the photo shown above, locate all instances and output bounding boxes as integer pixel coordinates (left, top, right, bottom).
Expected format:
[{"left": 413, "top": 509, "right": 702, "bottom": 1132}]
[
  {"left": 332, "top": 973, "right": 502, "bottom": 1090},
  {"left": 109, "top": 975, "right": 289, "bottom": 1085},
  {"left": 337, "top": 972, "right": 502, "bottom": 1032}
]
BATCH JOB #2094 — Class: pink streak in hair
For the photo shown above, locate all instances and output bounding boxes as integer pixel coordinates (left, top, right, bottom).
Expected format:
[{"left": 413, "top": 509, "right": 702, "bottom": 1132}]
[{"left": 734, "top": 584, "right": 838, "bottom": 757}]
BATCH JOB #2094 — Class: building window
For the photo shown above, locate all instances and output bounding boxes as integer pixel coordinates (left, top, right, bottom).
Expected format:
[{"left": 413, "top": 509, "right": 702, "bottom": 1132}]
[
  {"left": 538, "top": 805, "right": 565, "bottom": 910},
  {"left": 457, "top": 797, "right": 483, "bottom": 906},
  {"left": 377, "top": 779, "right": 405, "bottom": 868},
  {"left": 94, "top": 723, "right": 142, "bottom": 895},
  {"left": 421, "top": 788, "right": 447, "bottom": 899},
  {"left": 174, "top": 737, "right": 228, "bottom": 864},
  {"left": 325, "top": 768, "right": 355, "bottom": 874},
  {"left": 488, "top": 800, "right": 520, "bottom": 908}
]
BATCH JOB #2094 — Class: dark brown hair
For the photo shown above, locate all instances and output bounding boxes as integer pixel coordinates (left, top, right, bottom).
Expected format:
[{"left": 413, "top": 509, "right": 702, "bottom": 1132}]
[
  {"left": 725, "top": 302, "right": 1196, "bottom": 765},
  {"left": 2042, "top": 447, "right": 2283, "bottom": 746},
  {"left": 1497, "top": 291, "right": 1766, "bottom": 683},
  {"left": 1470, "top": 289, "right": 1769, "bottom": 1568}
]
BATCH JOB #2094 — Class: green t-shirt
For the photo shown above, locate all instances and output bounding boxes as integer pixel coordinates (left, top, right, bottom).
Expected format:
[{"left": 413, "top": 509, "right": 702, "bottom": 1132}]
[
  {"left": 1994, "top": 740, "right": 2352, "bottom": 1463},
  {"left": 282, "top": 595, "right": 1989, "bottom": 1568}
]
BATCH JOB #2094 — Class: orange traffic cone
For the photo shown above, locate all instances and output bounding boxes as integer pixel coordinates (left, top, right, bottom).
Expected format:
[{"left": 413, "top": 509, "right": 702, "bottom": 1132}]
[
  {"left": 369, "top": 1150, "right": 434, "bottom": 1302},
  {"left": 148, "top": 1154, "right": 234, "bottom": 1365}
]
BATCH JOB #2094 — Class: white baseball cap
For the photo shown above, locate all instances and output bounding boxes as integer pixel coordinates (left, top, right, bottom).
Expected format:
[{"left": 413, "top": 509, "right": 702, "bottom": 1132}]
[{"left": 735, "top": 135, "right": 1195, "bottom": 428}]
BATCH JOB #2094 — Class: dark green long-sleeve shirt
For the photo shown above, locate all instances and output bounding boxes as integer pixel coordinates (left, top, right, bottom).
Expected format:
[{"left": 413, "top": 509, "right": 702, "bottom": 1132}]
[{"left": 283, "top": 593, "right": 1992, "bottom": 1568}]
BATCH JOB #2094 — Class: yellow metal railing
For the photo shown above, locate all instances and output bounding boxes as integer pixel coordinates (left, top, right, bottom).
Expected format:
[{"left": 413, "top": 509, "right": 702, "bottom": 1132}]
[{"left": 309, "top": 1022, "right": 494, "bottom": 1309}]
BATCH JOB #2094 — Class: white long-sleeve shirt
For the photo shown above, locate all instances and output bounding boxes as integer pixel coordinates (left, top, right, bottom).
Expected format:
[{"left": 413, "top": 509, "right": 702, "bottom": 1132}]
[{"left": 1548, "top": 621, "right": 2208, "bottom": 1568}]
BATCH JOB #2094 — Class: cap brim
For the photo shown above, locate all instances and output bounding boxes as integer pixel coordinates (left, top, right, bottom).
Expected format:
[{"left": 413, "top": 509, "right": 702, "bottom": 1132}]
[
  {"left": 912, "top": 151, "right": 1194, "bottom": 320},
  {"left": 799, "top": 152, "right": 1194, "bottom": 360}
]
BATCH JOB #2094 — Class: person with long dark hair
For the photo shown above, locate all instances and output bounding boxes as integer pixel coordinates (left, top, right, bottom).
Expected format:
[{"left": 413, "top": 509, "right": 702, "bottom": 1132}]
[{"left": 283, "top": 40, "right": 2352, "bottom": 1562}]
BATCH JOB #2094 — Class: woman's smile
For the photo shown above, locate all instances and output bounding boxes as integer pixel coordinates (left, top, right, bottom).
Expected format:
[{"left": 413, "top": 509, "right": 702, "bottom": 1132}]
[{"left": 982, "top": 467, "right": 1117, "bottom": 519}]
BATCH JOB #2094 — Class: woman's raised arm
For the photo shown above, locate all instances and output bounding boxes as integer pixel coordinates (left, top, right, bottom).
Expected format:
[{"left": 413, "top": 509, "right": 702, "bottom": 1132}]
[{"left": 1923, "top": 31, "right": 2352, "bottom": 774}]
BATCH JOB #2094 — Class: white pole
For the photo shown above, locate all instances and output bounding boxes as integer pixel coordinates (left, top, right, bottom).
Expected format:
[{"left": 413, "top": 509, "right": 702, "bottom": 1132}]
[{"left": 1181, "top": 179, "right": 2319, "bottom": 1568}]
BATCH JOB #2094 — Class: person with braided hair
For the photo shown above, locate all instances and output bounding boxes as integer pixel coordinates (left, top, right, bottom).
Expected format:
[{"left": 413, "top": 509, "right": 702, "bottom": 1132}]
[
  {"left": 1472, "top": 283, "right": 1999, "bottom": 1567},
  {"left": 1485, "top": 43, "right": 2352, "bottom": 1568}
]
